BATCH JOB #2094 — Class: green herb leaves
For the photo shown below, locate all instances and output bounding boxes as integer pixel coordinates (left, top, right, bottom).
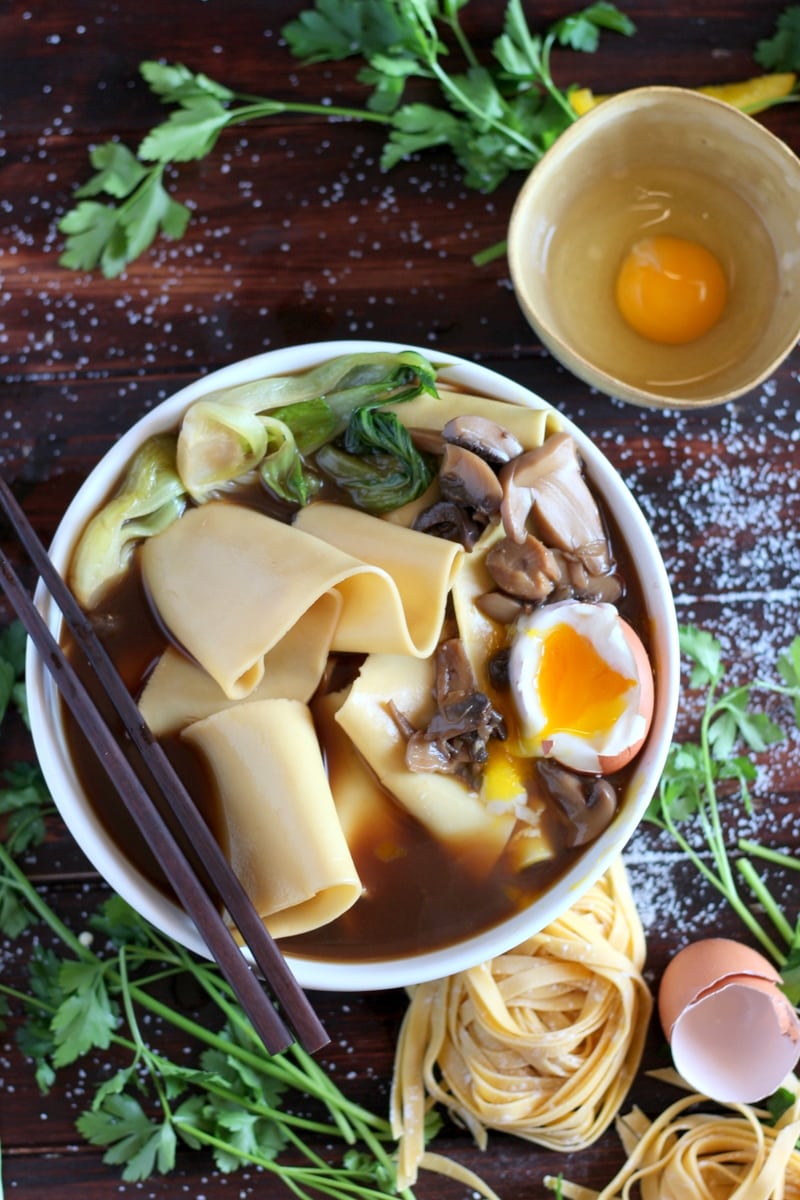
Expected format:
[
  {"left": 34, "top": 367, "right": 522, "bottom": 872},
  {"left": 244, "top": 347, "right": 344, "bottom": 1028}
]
[
  {"left": 648, "top": 624, "right": 800, "bottom": 986},
  {"left": 0, "top": 620, "right": 429, "bottom": 1193},
  {"left": 58, "top": 146, "right": 191, "bottom": 278},
  {"left": 58, "top": 1, "right": 635, "bottom": 275},
  {"left": 755, "top": 5, "right": 800, "bottom": 72}
]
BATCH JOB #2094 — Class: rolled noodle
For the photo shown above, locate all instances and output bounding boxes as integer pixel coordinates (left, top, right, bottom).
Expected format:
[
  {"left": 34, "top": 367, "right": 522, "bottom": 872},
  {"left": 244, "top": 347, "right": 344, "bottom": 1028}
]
[
  {"left": 550, "top": 1073, "right": 800, "bottom": 1199},
  {"left": 388, "top": 388, "right": 552, "bottom": 450},
  {"left": 390, "top": 857, "right": 651, "bottom": 1189},
  {"left": 138, "top": 592, "right": 340, "bottom": 735},
  {"left": 181, "top": 698, "right": 362, "bottom": 939},
  {"left": 141, "top": 500, "right": 461, "bottom": 699}
]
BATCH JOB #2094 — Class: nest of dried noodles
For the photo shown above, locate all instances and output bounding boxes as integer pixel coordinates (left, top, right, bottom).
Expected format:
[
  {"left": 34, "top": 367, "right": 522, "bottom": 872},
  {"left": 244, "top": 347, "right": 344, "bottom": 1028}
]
[{"left": 391, "top": 856, "right": 652, "bottom": 1190}]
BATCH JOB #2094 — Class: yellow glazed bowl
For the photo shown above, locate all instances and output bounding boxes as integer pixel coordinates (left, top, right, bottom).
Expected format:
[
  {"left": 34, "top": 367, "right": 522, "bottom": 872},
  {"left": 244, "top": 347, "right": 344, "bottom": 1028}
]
[{"left": 507, "top": 86, "right": 800, "bottom": 409}]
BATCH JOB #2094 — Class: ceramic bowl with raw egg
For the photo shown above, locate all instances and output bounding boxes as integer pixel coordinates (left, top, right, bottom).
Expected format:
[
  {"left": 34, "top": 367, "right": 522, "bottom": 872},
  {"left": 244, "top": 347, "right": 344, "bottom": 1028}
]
[
  {"left": 507, "top": 86, "right": 800, "bottom": 409},
  {"left": 26, "top": 340, "right": 680, "bottom": 992}
]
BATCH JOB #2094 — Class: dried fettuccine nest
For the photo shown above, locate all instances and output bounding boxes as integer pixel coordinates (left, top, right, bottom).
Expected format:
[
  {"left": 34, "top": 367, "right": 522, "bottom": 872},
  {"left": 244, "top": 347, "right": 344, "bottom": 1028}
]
[
  {"left": 548, "top": 1069, "right": 800, "bottom": 1200},
  {"left": 391, "top": 856, "right": 652, "bottom": 1190}
]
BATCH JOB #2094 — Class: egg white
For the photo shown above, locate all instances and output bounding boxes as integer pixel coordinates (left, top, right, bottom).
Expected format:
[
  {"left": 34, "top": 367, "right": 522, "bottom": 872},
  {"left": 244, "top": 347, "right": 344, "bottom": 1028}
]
[{"left": 508, "top": 599, "right": 651, "bottom": 775}]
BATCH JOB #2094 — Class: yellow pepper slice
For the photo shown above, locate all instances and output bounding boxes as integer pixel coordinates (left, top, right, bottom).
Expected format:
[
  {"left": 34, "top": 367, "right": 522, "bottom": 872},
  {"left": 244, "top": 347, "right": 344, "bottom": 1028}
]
[{"left": 570, "top": 73, "right": 797, "bottom": 117}]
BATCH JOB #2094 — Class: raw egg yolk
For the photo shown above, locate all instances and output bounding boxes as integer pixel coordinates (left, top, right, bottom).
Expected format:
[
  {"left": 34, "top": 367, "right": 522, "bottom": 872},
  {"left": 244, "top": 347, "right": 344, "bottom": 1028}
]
[
  {"left": 615, "top": 234, "right": 728, "bottom": 345},
  {"left": 537, "top": 622, "right": 633, "bottom": 741}
]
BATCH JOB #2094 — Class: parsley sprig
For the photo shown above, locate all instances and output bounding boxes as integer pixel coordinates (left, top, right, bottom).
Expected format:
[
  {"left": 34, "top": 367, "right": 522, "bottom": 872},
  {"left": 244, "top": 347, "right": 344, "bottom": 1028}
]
[
  {"left": 0, "top": 622, "right": 444, "bottom": 1194},
  {"left": 647, "top": 625, "right": 800, "bottom": 998},
  {"left": 58, "top": 0, "right": 635, "bottom": 277},
  {"left": 755, "top": 5, "right": 800, "bottom": 73}
]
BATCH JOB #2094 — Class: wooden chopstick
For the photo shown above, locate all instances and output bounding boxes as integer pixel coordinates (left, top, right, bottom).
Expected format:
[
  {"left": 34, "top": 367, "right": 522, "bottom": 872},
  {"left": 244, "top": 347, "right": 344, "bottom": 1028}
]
[{"left": 0, "top": 477, "right": 328, "bottom": 1056}]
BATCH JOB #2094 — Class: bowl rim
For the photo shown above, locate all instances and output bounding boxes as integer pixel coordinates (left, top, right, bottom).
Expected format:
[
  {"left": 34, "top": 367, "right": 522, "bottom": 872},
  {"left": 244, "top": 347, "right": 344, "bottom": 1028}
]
[
  {"left": 27, "top": 338, "right": 680, "bottom": 991},
  {"left": 507, "top": 85, "right": 800, "bottom": 410}
]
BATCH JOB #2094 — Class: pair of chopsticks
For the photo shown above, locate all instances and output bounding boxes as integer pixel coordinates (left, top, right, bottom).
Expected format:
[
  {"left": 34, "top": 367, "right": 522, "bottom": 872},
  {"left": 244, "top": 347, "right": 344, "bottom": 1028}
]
[{"left": 0, "top": 476, "right": 328, "bottom": 1056}]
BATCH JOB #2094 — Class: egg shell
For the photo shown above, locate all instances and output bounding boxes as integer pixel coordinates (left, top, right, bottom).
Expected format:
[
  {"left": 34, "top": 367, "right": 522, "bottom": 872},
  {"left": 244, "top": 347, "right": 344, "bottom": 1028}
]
[
  {"left": 596, "top": 618, "right": 654, "bottom": 774},
  {"left": 658, "top": 937, "right": 800, "bottom": 1104}
]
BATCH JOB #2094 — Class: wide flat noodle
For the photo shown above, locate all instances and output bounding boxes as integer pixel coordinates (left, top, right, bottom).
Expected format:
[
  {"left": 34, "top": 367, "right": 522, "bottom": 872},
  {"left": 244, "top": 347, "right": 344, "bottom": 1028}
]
[
  {"left": 388, "top": 388, "right": 551, "bottom": 450},
  {"left": 391, "top": 857, "right": 652, "bottom": 1189},
  {"left": 313, "top": 689, "right": 401, "bottom": 850},
  {"left": 551, "top": 1077, "right": 800, "bottom": 1200},
  {"left": 141, "top": 501, "right": 457, "bottom": 699},
  {"left": 293, "top": 502, "right": 462, "bottom": 657},
  {"left": 139, "top": 592, "right": 340, "bottom": 735},
  {"left": 182, "top": 698, "right": 362, "bottom": 940},
  {"left": 450, "top": 521, "right": 507, "bottom": 691},
  {"left": 334, "top": 652, "right": 514, "bottom": 871}
]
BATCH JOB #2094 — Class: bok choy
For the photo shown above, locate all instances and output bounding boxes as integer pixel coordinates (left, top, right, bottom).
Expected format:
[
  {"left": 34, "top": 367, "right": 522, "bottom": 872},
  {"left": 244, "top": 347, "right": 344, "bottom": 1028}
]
[
  {"left": 70, "top": 351, "right": 441, "bottom": 614},
  {"left": 176, "top": 349, "right": 439, "bottom": 511},
  {"left": 317, "top": 407, "right": 433, "bottom": 513},
  {"left": 70, "top": 434, "right": 187, "bottom": 608}
]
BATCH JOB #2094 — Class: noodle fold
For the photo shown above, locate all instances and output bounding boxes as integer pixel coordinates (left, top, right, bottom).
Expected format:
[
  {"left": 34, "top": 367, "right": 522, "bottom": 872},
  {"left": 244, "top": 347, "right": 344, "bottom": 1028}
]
[
  {"left": 138, "top": 592, "right": 340, "bottom": 735},
  {"left": 141, "top": 500, "right": 460, "bottom": 699}
]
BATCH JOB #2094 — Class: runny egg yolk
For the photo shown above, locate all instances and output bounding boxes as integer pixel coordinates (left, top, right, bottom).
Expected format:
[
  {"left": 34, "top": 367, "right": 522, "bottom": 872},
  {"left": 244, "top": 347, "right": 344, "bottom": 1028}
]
[
  {"left": 482, "top": 739, "right": 528, "bottom": 806},
  {"left": 615, "top": 234, "right": 728, "bottom": 345},
  {"left": 507, "top": 599, "right": 654, "bottom": 775},
  {"left": 536, "top": 621, "right": 633, "bottom": 741}
]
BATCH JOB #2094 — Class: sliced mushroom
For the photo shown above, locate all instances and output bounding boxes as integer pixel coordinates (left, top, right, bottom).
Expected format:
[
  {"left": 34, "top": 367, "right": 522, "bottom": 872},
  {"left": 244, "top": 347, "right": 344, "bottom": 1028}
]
[
  {"left": 413, "top": 499, "right": 482, "bottom": 549},
  {"left": 508, "top": 433, "right": 614, "bottom": 575},
  {"left": 475, "top": 590, "right": 527, "bottom": 625},
  {"left": 400, "top": 638, "right": 506, "bottom": 789},
  {"left": 537, "top": 759, "right": 618, "bottom": 847},
  {"left": 498, "top": 456, "right": 535, "bottom": 544},
  {"left": 485, "top": 533, "right": 560, "bottom": 602},
  {"left": 549, "top": 550, "right": 624, "bottom": 604},
  {"left": 439, "top": 443, "right": 503, "bottom": 516},
  {"left": 442, "top": 415, "right": 524, "bottom": 465}
]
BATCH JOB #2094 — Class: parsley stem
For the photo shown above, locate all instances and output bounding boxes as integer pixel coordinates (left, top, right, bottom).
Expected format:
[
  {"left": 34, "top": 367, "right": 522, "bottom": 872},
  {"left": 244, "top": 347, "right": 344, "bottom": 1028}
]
[
  {"left": 224, "top": 99, "right": 394, "bottom": 127},
  {"left": 0, "top": 842, "right": 90, "bottom": 961},
  {"left": 736, "top": 858, "right": 794, "bottom": 949},
  {"left": 656, "top": 804, "right": 785, "bottom": 964},
  {"left": 125, "top": 978, "right": 393, "bottom": 1140},
  {"left": 738, "top": 840, "right": 800, "bottom": 872},
  {"left": 472, "top": 239, "right": 507, "bottom": 267},
  {"left": 440, "top": 4, "right": 480, "bottom": 69},
  {"left": 425, "top": 57, "right": 542, "bottom": 158},
  {"left": 172, "top": 1120, "right": 406, "bottom": 1200}
]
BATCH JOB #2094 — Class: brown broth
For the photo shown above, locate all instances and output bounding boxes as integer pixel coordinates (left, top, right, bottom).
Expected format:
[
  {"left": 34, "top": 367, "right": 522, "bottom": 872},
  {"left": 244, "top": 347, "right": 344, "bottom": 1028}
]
[{"left": 63, "top": 419, "right": 652, "bottom": 964}]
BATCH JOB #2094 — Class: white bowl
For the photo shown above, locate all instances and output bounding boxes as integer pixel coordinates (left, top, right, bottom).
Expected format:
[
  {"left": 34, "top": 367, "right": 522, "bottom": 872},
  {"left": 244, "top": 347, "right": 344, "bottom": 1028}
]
[{"left": 28, "top": 340, "right": 680, "bottom": 991}]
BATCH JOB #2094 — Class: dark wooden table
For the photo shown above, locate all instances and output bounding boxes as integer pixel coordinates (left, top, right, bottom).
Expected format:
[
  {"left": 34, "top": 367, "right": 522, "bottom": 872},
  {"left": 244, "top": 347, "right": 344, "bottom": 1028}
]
[{"left": 2, "top": 1, "right": 798, "bottom": 1195}]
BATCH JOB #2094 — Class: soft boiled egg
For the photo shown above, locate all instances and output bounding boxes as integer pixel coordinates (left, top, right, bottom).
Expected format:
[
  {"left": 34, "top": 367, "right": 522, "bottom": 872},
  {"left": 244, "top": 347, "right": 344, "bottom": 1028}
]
[
  {"left": 508, "top": 599, "right": 654, "bottom": 775},
  {"left": 615, "top": 234, "right": 728, "bottom": 345}
]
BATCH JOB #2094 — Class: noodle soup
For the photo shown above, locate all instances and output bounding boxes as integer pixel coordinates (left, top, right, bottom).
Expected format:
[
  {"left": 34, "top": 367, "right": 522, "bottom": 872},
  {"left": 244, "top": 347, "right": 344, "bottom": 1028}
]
[{"left": 29, "top": 342, "right": 679, "bottom": 991}]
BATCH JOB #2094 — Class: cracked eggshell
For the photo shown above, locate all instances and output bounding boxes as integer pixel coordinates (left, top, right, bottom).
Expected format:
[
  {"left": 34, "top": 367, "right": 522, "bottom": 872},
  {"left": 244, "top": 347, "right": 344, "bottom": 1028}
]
[{"left": 658, "top": 937, "right": 800, "bottom": 1104}]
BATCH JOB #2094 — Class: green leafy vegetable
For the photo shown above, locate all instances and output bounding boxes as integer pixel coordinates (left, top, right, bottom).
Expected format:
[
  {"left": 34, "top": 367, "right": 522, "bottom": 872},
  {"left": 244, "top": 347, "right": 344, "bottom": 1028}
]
[
  {"left": 58, "top": 2, "right": 635, "bottom": 275},
  {"left": 317, "top": 407, "right": 433, "bottom": 511},
  {"left": 176, "top": 349, "right": 438, "bottom": 512},
  {"left": 69, "top": 434, "right": 187, "bottom": 608},
  {"left": 648, "top": 624, "right": 800, "bottom": 986},
  {"left": 755, "top": 5, "right": 800, "bottom": 72}
]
